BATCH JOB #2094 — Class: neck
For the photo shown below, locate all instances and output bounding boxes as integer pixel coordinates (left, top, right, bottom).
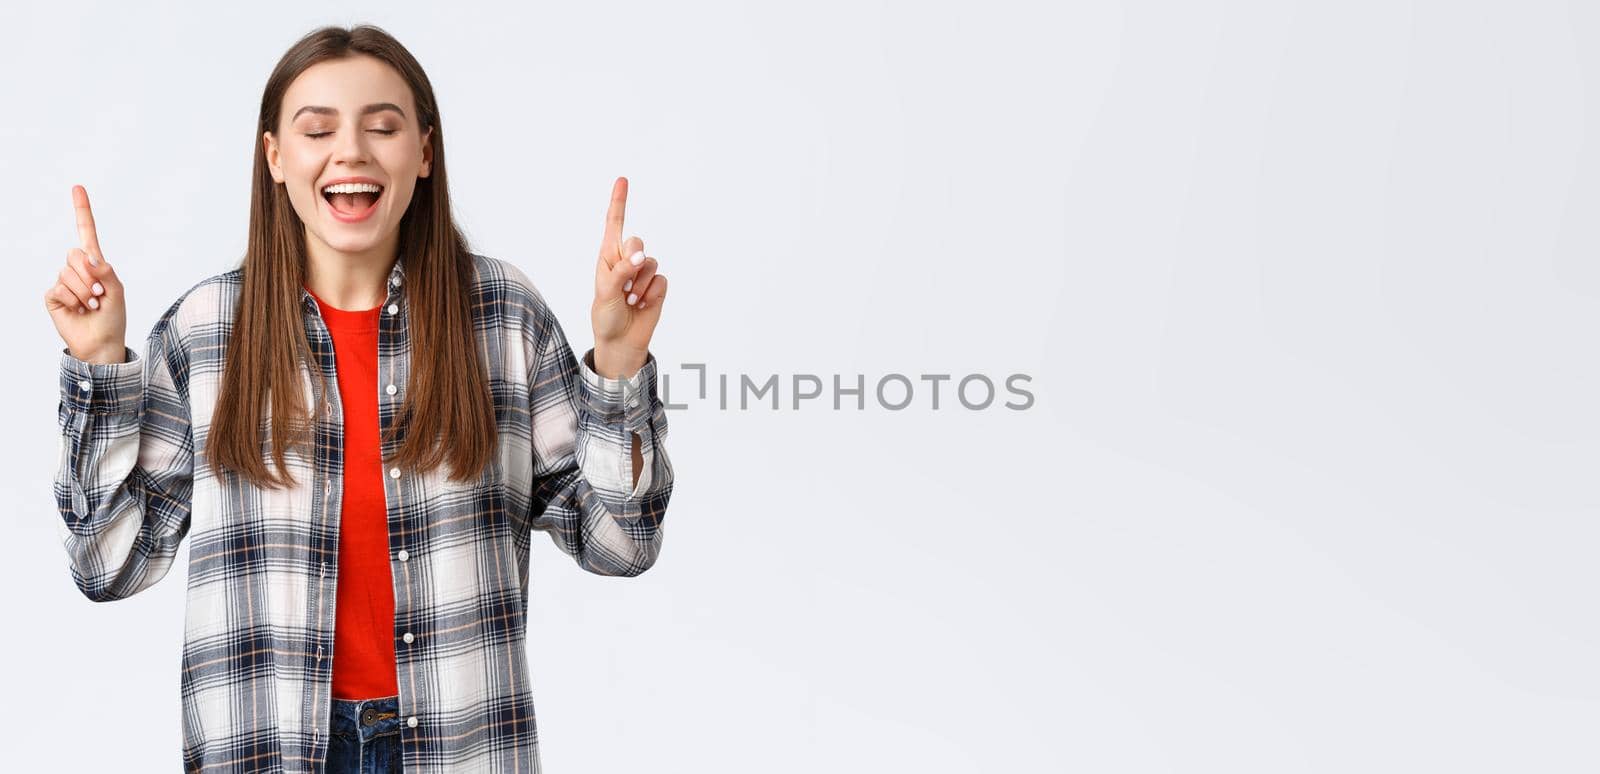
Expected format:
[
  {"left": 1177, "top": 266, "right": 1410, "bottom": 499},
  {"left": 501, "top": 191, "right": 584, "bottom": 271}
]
[{"left": 303, "top": 227, "right": 398, "bottom": 311}]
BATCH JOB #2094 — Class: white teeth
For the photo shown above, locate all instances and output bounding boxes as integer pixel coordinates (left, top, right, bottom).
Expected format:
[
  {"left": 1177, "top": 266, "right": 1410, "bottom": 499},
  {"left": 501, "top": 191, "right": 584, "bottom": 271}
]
[{"left": 322, "top": 182, "right": 383, "bottom": 194}]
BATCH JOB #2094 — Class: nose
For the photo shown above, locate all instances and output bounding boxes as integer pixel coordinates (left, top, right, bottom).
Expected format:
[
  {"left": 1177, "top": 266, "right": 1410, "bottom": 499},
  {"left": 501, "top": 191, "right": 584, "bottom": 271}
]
[{"left": 330, "top": 122, "right": 371, "bottom": 165}]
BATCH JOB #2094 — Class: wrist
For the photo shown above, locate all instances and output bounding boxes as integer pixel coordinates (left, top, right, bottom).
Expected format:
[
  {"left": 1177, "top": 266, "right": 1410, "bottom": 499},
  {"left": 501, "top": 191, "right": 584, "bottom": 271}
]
[
  {"left": 590, "top": 343, "right": 646, "bottom": 380},
  {"left": 72, "top": 343, "right": 127, "bottom": 365}
]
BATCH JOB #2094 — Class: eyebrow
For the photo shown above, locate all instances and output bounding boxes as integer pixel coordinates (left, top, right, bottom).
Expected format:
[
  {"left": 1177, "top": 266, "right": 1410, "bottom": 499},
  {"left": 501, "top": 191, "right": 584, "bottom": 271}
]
[{"left": 291, "top": 102, "right": 407, "bottom": 122}]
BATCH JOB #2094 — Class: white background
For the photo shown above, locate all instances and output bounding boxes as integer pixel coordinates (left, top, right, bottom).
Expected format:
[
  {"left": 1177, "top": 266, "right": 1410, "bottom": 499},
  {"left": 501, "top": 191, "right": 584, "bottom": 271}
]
[{"left": 4, "top": 1, "right": 1597, "bottom": 771}]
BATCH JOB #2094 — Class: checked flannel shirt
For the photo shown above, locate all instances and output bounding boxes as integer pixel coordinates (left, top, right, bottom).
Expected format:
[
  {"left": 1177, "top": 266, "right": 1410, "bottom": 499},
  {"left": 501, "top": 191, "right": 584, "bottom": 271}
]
[{"left": 53, "top": 252, "right": 674, "bottom": 773}]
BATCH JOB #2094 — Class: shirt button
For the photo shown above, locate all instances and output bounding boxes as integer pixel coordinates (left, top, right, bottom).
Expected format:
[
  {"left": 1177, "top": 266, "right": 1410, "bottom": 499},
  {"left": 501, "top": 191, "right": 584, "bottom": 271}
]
[
  {"left": 326, "top": 404, "right": 333, "bottom": 418},
  {"left": 77, "top": 379, "right": 90, "bottom": 391},
  {"left": 402, "top": 632, "right": 414, "bottom": 644},
  {"left": 387, "top": 304, "right": 398, "bottom": 315},
  {"left": 390, "top": 467, "right": 401, "bottom": 479},
  {"left": 386, "top": 384, "right": 398, "bottom": 395},
  {"left": 397, "top": 549, "right": 409, "bottom": 562},
  {"left": 407, "top": 716, "right": 418, "bottom": 728}
]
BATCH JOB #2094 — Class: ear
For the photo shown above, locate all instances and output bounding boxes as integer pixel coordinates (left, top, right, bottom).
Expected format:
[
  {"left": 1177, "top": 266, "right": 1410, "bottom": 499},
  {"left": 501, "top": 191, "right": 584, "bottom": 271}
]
[
  {"left": 420, "top": 126, "right": 434, "bottom": 178},
  {"left": 263, "top": 131, "right": 284, "bottom": 184}
]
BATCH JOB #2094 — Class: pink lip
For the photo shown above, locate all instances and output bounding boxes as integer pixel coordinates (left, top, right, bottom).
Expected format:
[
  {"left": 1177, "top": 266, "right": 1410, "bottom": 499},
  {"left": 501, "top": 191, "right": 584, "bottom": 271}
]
[{"left": 321, "top": 177, "right": 385, "bottom": 224}]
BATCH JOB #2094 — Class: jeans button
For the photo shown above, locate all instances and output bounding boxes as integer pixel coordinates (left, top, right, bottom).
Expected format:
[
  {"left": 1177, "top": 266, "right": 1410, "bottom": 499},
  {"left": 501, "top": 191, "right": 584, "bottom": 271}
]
[{"left": 361, "top": 707, "right": 377, "bottom": 726}]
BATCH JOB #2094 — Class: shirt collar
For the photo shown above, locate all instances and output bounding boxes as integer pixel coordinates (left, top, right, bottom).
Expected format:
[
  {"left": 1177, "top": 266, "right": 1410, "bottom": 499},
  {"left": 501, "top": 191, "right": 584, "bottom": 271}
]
[{"left": 301, "top": 258, "right": 406, "bottom": 315}]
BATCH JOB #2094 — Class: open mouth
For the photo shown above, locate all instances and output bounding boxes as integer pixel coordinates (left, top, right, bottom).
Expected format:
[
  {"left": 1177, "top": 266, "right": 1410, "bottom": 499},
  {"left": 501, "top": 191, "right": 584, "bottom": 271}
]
[{"left": 321, "top": 184, "right": 385, "bottom": 221}]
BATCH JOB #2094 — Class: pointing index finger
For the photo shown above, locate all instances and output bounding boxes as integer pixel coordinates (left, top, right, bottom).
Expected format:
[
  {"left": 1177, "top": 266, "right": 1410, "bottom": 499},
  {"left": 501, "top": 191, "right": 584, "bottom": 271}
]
[
  {"left": 72, "top": 185, "right": 104, "bottom": 263},
  {"left": 602, "top": 176, "right": 628, "bottom": 261}
]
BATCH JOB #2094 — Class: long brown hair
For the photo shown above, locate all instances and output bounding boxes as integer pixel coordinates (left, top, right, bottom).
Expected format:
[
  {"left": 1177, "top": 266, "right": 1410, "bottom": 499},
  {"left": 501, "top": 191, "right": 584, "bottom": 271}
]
[{"left": 207, "top": 24, "right": 496, "bottom": 489}]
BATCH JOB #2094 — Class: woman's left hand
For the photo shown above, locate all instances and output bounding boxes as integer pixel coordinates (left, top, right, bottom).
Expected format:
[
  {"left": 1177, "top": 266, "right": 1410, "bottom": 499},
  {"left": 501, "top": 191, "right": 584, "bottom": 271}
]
[{"left": 591, "top": 176, "right": 668, "bottom": 378}]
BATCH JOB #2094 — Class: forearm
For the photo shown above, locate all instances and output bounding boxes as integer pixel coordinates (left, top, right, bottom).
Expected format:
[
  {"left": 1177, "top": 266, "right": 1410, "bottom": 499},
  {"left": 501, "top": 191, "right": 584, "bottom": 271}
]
[
  {"left": 57, "top": 341, "right": 194, "bottom": 601},
  {"left": 592, "top": 344, "right": 648, "bottom": 489}
]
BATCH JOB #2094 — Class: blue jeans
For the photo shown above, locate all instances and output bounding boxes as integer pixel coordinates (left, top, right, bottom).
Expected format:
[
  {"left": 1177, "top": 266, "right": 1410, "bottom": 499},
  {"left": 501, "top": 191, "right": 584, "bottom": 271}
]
[{"left": 326, "top": 695, "right": 404, "bottom": 773}]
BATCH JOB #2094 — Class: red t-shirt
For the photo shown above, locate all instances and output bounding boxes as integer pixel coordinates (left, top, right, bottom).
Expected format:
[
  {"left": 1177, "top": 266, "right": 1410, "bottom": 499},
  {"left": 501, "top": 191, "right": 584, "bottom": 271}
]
[{"left": 306, "top": 284, "right": 399, "bottom": 700}]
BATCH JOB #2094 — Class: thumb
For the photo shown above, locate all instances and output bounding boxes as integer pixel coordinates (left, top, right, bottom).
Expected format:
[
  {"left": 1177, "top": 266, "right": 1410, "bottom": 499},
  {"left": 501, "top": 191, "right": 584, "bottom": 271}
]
[
  {"left": 67, "top": 247, "right": 120, "bottom": 291},
  {"left": 86, "top": 254, "right": 123, "bottom": 294},
  {"left": 600, "top": 247, "right": 641, "bottom": 300}
]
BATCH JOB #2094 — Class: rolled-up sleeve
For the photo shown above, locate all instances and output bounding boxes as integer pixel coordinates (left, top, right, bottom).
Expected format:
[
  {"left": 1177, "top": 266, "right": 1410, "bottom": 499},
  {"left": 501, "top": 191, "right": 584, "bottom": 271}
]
[
  {"left": 522, "top": 302, "right": 674, "bottom": 577},
  {"left": 54, "top": 310, "right": 195, "bottom": 602}
]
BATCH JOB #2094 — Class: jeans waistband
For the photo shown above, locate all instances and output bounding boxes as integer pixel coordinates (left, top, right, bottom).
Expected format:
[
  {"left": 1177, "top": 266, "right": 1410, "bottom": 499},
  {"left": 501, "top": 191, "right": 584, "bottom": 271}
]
[{"left": 329, "top": 695, "right": 402, "bottom": 743}]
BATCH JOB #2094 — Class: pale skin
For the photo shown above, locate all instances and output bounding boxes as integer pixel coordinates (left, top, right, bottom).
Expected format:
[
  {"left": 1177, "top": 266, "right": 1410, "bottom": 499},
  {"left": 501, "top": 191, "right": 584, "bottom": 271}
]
[{"left": 44, "top": 54, "right": 668, "bottom": 487}]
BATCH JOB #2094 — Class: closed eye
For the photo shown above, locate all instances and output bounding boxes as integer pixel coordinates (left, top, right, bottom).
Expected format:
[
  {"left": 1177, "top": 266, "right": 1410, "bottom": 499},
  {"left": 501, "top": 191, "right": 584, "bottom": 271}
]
[{"left": 305, "top": 130, "right": 399, "bottom": 139}]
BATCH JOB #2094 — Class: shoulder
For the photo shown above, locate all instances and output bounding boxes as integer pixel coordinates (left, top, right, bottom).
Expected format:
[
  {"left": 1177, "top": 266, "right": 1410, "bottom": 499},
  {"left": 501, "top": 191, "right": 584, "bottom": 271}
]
[
  {"left": 465, "top": 252, "right": 578, "bottom": 363},
  {"left": 153, "top": 266, "right": 243, "bottom": 346},
  {"left": 467, "top": 252, "right": 557, "bottom": 329},
  {"left": 132, "top": 266, "right": 238, "bottom": 391}
]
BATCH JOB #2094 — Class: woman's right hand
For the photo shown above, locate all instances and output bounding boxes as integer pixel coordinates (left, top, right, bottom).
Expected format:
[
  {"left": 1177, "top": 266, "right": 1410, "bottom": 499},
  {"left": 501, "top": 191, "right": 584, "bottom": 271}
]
[{"left": 45, "top": 185, "right": 127, "bottom": 364}]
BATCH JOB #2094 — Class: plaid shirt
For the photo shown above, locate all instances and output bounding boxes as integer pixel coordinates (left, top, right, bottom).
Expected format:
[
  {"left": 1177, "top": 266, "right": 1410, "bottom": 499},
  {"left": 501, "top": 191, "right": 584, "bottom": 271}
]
[{"left": 53, "top": 253, "right": 674, "bottom": 773}]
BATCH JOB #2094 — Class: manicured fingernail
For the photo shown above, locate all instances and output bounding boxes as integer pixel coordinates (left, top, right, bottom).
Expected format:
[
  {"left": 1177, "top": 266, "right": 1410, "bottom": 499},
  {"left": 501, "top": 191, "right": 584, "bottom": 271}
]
[
  {"left": 629, "top": 250, "right": 644, "bottom": 266},
  {"left": 623, "top": 279, "right": 633, "bottom": 292},
  {"left": 92, "top": 282, "right": 103, "bottom": 295},
  {"left": 88, "top": 253, "right": 98, "bottom": 266},
  {"left": 627, "top": 292, "right": 638, "bottom": 305},
  {"left": 87, "top": 297, "right": 98, "bottom": 309}
]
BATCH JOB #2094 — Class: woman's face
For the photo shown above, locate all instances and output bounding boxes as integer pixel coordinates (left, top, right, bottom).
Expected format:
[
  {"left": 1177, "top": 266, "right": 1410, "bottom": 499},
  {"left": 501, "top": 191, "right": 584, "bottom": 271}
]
[{"left": 263, "top": 54, "right": 432, "bottom": 260}]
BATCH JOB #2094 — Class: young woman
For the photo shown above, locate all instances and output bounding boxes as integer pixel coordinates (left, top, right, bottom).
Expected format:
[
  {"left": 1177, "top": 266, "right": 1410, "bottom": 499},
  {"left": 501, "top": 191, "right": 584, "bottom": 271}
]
[{"left": 45, "top": 24, "right": 674, "bottom": 774}]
